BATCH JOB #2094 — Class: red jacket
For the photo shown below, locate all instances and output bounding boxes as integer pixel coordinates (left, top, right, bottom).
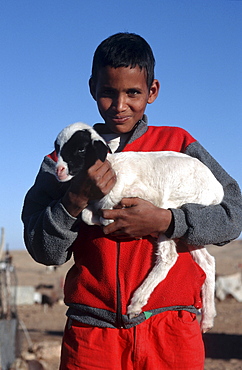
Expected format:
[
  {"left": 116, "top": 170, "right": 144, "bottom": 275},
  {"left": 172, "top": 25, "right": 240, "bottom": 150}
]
[{"left": 63, "top": 126, "right": 206, "bottom": 327}]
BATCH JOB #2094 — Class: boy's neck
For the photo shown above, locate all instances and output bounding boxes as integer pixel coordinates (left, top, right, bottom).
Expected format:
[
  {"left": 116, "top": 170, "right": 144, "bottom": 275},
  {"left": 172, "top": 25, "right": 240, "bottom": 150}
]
[
  {"left": 101, "top": 132, "right": 131, "bottom": 153},
  {"left": 94, "top": 115, "right": 147, "bottom": 135},
  {"left": 94, "top": 115, "right": 148, "bottom": 152}
]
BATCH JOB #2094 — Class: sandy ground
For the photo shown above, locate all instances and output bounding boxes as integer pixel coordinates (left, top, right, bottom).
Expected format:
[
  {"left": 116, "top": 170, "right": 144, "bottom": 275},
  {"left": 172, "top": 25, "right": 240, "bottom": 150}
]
[{"left": 7, "top": 240, "right": 242, "bottom": 369}]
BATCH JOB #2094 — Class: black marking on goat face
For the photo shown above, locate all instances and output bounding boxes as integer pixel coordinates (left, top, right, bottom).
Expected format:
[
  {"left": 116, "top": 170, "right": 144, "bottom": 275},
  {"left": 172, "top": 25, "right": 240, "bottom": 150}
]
[
  {"left": 60, "top": 129, "right": 108, "bottom": 176},
  {"left": 54, "top": 140, "right": 60, "bottom": 155}
]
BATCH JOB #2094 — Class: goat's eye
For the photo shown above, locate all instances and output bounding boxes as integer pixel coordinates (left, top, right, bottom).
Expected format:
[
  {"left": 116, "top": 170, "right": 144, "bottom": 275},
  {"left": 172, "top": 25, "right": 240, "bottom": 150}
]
[{"left": 75, "top": 149, "right": 85, "bottom": 156}]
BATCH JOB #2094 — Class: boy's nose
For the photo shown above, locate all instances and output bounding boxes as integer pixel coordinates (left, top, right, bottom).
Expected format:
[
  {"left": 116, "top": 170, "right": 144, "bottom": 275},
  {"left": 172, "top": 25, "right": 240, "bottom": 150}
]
[{"left": 114, "top": 94, "right": 127, "bottom": 112}]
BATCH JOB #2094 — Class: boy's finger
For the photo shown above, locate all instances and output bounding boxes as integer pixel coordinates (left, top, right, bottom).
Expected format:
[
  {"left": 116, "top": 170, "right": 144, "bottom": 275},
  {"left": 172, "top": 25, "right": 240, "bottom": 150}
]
[
  {"left": 88, "top": 159, "right": 112, "bottom": 176},
  {"left": 119, "top": 197, "right": 139, "bottom": 208},
  {"left": 102, "top": 221, "right": 120, "bottom": 235},
  {"left": 102, "top": 208, "right": 120, "bottom": 220}
]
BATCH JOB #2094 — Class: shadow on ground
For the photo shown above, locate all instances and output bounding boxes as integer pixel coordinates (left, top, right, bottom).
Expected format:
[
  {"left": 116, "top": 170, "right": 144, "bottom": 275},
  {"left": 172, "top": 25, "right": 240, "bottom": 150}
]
[
  {"left": 46, "top": 330, "right": 63, "bottom": 337},
  {"left": 203, "top": 333, "right": 242, "bottom": 360}
]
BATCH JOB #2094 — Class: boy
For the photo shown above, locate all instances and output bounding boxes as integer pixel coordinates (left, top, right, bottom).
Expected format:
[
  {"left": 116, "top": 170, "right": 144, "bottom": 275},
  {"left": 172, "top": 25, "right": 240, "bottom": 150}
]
[{"left": 22, "top": 33, "right": 242, "bottom": 369}]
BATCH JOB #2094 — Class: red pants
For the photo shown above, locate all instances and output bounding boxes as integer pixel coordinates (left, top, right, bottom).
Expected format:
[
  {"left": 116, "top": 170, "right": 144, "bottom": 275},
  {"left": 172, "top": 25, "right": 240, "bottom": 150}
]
[{"left": 59, "top": 311, "right": 205, "bottom": 369}]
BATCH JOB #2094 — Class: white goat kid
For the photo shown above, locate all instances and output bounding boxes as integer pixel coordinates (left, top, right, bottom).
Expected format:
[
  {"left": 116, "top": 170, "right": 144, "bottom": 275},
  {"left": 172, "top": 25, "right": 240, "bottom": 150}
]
[{"left": 55, "top": 122, "right": 224, "bottom": 332}]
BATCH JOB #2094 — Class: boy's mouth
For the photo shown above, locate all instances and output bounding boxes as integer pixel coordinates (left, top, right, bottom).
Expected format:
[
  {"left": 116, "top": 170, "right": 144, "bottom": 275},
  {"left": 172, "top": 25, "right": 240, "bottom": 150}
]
[{"left": 111, "top": 116, "right": 131, "bottom": 124}]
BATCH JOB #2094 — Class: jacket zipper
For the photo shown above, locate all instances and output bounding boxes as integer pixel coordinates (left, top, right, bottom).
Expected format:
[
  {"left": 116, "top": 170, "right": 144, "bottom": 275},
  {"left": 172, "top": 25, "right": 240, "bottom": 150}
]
[{"left": 116, "top": 241, "right": 123, "bottom": 328}]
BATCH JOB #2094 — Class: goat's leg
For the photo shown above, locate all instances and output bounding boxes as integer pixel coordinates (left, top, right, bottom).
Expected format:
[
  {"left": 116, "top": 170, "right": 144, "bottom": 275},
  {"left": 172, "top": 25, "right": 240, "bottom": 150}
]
[
  {"left": 127, "top": 239, "right": 178, "bottom": 318},
  {"left": 81, "top": 194, "right": 118, "bottom": 226},
  {"left": 82, "top": 206, "right": 102, "bottom": 225},
  {"left": 82, "top": 193, "right": 123, "bottom": 226},
  {"left": 190, "top": 248, "right": 216, "bottom": 332},
  {"left": 82, "top": 207, "right": 96, "bottom": 225}
]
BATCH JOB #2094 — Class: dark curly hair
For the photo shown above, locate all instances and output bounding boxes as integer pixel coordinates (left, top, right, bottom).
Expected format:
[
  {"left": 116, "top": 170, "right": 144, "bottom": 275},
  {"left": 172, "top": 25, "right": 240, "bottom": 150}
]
[{"left": 90, "top": 32, "right": 155, "bottom": 88}]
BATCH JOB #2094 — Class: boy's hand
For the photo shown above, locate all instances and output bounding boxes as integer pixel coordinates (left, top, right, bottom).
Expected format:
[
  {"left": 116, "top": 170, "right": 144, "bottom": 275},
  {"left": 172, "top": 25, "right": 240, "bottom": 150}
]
[
  {"left": 102, "top": 198, "right": 172, "bottom": 239},
  {"left": 62, "top": 160, "right": 116, "bottom": 217}
]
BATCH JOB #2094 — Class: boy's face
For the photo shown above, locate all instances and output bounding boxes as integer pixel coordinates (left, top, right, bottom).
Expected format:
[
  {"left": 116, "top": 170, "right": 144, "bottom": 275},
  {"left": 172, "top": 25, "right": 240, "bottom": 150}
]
[{"left": 90, "top": 66, "right": 159, "bottom": 134}]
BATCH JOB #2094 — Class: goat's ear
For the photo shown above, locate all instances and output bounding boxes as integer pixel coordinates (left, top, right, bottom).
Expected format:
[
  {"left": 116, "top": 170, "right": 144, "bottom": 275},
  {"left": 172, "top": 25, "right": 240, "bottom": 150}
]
[
  {"left": 92, "top": 140, "right": 108, "bottom": 162},
  {"left": 85, "top": 139, "right": 108, "bottom": 170}
]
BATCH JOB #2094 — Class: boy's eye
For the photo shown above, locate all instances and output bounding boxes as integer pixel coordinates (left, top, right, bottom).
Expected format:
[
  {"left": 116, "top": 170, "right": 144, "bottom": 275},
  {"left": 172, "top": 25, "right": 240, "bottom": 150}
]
[
  {"left": 101, "top": 89, "right": 115, "bottom": 97},
  {"left": 127, "top": 89, "right": 141, "bottom": 96}
]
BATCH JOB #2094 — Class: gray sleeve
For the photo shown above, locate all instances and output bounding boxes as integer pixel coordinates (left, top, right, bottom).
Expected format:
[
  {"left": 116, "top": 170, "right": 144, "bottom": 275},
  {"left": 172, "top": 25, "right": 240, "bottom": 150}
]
[
  {"left": 169, "top": 141, "right": 242, "bottom": 246},
  {"left": 21, "top": 156, "right": 80, "bottom": 265}
]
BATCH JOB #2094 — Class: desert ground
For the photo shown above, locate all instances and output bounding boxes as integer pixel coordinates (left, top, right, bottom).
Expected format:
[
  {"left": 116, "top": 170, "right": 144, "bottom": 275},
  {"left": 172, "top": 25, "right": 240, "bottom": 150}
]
[{"left": 6, "top": 239, "right": 242, "bottom": 369}]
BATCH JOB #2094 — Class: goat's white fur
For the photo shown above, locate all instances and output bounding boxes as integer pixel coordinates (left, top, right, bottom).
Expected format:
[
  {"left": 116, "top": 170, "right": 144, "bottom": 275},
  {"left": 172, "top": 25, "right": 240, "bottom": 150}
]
[{"left": 55, "top": 122, "right": 224, "bottom": 332}]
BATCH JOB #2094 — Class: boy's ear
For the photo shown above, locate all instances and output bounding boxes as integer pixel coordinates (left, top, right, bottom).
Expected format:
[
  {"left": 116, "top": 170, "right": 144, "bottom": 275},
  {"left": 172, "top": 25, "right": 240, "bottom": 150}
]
[
  {"left": 147, "top": 79, "right": 160, "bottom": 104},
  {"left": 89, "top": 78, "right": 97, "bottom": 101}
]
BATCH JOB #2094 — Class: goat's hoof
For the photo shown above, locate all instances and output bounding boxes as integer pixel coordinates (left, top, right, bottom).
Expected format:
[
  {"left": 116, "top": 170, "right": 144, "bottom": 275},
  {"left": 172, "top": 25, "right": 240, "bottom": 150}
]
[
  {"left": 127, "top": 304, "right": 142, "bottom": 319},
  {"left": 128, "top": 312, "right": 141, "bottom": 319},
  {"left": 200, "top": 319, "right": 214, "bottom": 333},
  {"left": 201, "top": 324, "right": 213, "bottom": 333}
]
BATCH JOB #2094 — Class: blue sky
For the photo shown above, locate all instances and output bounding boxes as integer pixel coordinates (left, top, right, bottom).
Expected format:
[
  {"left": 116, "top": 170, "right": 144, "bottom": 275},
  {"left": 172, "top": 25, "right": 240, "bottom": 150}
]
[{"left": 1, "top": 0, "right": 241, "bottom": 250}]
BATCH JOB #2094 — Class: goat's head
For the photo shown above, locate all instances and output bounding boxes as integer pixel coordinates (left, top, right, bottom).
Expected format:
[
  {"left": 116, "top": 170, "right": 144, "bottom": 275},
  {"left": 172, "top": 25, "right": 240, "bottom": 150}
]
[{"left": 55, "top": 122, "right": 108, "bottom": 182}]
